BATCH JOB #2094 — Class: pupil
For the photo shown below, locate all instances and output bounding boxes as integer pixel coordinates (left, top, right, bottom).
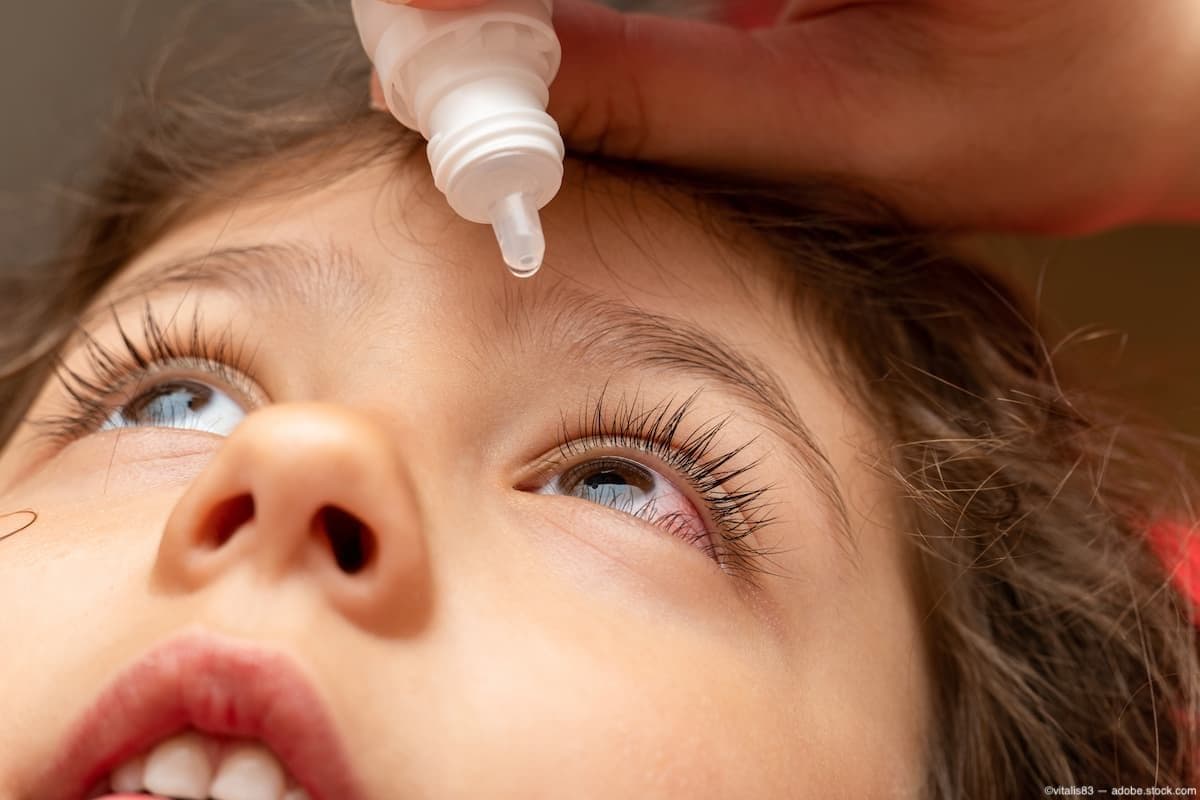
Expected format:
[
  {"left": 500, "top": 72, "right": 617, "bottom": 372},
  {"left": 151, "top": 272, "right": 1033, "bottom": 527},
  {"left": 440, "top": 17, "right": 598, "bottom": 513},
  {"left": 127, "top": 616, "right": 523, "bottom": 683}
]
[
  {"left": 565, "top": 459, "right": 656, "bottom": 514},
  {"left": 584, "top": 470, "right": 626, "bottom": 489},
  {"left": 132, "top": 381, "right": 211, "bottom": 423}
]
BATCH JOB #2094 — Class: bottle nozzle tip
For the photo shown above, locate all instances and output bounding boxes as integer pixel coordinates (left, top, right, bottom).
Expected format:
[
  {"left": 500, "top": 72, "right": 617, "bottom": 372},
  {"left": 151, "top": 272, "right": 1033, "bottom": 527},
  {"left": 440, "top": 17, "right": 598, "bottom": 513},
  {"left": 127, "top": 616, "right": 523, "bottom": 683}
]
[{"left": 490, "top": 193, "right": 545, "bottom": 278}]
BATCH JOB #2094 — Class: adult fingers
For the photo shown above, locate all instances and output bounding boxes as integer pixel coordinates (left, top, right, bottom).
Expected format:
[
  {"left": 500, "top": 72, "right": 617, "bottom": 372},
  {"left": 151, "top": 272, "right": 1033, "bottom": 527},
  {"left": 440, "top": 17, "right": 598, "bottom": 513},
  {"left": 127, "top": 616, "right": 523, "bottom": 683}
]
[
  {"left": 545, "top": 1, "right": 1073, "bottom": 231},
  {"left": 367, "top": 0, "right": 1012, "bottom": 229},
  {"left": 547, "top": 1, "right": 862, "bottom": 180},
  {"left": 367, "top": 0, "right": 861, "bottom": 182},
  {"left": 379, "top": 0, "right": 491, "bottom": 8}
]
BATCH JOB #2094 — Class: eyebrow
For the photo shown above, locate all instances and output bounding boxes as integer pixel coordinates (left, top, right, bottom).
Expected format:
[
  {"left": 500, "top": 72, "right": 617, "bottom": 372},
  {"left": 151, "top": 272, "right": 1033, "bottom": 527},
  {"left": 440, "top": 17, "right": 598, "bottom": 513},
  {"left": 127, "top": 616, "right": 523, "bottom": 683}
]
[{"left": 97, "top": 241, "right": 853, "bottom": 551}]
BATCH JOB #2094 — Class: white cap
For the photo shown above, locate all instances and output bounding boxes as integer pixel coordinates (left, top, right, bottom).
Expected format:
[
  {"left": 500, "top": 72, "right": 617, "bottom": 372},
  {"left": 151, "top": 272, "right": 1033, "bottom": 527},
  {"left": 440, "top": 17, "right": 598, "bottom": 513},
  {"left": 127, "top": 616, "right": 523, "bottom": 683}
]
[{"left": 352, "top": 0, "right": 565, "bottom": 278}]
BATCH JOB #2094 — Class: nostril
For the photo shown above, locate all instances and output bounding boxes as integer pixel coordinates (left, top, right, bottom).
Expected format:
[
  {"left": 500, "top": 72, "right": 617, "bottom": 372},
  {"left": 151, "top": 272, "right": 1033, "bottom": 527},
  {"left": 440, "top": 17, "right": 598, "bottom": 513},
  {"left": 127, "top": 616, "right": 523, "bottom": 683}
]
[
  {"left": 318, "top": 505, "right": 374, "bottom": 574},
  {"left": 203, "top": 495, "right": 256, "bottom": 548}
]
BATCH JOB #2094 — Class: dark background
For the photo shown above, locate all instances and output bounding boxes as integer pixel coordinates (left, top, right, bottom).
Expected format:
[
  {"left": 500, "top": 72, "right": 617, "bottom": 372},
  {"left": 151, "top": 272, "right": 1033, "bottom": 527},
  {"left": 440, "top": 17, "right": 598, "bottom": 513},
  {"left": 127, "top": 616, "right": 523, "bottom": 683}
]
[{"left": 2, "top": 1, "right": 1197, "bottom": 436}]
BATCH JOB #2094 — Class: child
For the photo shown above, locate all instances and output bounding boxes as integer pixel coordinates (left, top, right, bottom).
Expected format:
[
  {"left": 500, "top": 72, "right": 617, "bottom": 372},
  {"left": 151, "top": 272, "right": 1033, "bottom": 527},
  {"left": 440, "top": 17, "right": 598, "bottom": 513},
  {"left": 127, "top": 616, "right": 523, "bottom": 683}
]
[{"left": 0, "top": 5, "right": 1196, "bottom": 799}]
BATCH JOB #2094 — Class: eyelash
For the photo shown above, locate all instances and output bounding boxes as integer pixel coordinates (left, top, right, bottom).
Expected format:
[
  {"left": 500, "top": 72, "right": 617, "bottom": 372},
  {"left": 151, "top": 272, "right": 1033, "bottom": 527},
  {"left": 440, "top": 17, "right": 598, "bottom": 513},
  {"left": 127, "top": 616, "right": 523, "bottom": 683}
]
[
  {"left": 38, "top": 306, "right": 783, "bottom": 586},
  {"left": 36, "top": 303, "right": 259, "bottom": 445},
  {"left": 539, "top": 386, "right": 783, "bottom": 585}
]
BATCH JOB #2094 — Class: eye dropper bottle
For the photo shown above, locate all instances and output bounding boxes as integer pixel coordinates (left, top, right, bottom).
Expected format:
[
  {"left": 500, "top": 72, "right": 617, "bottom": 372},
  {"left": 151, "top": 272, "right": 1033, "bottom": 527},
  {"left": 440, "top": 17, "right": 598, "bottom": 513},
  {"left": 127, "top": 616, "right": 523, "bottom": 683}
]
[{"left": 351, "top": 0, "right": 565, "bottom": 278}]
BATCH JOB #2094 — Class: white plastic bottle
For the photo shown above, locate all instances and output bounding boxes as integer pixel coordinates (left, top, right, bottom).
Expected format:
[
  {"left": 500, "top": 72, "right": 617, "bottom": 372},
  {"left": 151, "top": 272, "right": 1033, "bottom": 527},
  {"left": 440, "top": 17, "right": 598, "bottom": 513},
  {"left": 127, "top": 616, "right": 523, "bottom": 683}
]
[{"left": 352, "top": 0, "right": 565, "bottom": 278}]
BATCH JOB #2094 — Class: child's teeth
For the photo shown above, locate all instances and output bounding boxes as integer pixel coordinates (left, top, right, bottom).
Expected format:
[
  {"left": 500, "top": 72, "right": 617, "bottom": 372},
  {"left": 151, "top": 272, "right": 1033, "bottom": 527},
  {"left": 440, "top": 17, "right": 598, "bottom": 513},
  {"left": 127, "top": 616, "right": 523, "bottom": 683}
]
[
  {"left": 143, "top": 731, "right": 214, "bottom": 800},
  {"left": 209, "top": 740, "right": 287, "bottom": 800},
  {"left": 106, "top": 731, "right": 303, "bottom": 800},
  {"left": 110, "top": 752, "right": 146, "bottom": 793}
]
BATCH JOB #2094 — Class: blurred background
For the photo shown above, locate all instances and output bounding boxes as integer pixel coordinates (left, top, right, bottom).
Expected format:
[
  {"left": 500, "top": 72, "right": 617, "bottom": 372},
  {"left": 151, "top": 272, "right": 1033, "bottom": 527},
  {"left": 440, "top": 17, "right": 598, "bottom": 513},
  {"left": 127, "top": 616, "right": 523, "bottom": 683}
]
[{"left": 1, "top": 1, "right": 1197, "bottom": 436}]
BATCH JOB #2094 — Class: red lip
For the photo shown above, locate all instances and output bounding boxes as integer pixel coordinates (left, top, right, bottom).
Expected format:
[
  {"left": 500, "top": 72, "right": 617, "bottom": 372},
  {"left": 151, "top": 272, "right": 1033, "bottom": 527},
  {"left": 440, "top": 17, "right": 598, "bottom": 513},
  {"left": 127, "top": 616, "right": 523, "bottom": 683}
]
[{"left": 30, "top": 629, "right": 367, "bottom": 800}]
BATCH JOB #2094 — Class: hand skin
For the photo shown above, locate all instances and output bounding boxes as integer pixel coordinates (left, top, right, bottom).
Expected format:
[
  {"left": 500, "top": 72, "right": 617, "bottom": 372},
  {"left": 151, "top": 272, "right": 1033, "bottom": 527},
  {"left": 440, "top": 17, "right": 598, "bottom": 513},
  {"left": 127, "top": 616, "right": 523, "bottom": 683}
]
[{"left": 388, "top": 0, "right": 1200, "bottom": 234}]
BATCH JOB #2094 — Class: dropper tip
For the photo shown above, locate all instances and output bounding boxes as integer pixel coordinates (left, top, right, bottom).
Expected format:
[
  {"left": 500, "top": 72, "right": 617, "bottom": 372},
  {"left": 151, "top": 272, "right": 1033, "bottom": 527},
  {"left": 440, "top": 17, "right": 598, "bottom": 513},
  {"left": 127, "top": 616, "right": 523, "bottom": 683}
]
[{"left": 489, "top": 192, "right": 545, "bottom": 278}]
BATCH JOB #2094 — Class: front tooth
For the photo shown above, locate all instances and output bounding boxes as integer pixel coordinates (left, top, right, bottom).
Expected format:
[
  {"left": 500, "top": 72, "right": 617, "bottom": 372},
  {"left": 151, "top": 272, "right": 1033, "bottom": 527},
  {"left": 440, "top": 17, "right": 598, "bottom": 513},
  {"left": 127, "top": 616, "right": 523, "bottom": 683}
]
[
  {"left": 110, "top": 752, "right": 145, "bottom": 793},
  {"left": 210, "top": 741, "right": 287, "bottom": 800},
  {"left": 143, "top": 731, "right": 215, "bottom": 800}
]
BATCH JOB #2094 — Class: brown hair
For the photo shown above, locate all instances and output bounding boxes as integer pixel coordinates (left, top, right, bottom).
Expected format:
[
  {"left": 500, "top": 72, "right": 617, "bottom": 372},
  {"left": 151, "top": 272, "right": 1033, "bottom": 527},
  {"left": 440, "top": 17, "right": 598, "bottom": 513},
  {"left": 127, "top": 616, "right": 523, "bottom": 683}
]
[{"left": 2, "top": 4, "right": 1197, "bottom": 796}]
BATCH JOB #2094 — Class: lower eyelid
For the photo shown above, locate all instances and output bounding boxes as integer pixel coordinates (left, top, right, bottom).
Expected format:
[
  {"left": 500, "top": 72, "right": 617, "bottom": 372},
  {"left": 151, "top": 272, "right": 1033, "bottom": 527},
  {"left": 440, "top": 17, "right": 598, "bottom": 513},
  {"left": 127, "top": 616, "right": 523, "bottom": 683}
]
[{"left": 517, "top": 489, "right": 706, "bottom": 566}]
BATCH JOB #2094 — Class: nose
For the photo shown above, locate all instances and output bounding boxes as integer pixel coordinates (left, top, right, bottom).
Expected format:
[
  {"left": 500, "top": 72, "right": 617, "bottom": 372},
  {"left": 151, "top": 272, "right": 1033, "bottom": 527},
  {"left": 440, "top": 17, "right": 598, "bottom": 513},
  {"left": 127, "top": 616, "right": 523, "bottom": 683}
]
[{"left": 154, "top": 403, "right": 432, "bottom": 636}]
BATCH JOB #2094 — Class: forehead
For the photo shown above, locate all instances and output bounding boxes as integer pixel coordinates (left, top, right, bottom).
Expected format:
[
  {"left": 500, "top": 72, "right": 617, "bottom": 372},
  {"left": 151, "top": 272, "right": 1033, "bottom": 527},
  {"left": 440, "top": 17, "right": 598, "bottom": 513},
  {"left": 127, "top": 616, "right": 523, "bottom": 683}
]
[
  {"left": 112, "top": 153, "right": 786, "bottom": 328},
  {"left": 96, "top": 152, "right": 865, "bottom": 553}
]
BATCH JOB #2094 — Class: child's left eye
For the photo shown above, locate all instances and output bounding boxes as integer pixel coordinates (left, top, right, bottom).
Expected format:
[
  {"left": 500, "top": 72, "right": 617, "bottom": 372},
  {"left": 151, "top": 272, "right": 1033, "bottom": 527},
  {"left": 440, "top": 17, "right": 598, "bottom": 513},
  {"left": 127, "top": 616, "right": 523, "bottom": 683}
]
[
  {"left": 101, "top": 378, "right": 247, "bottom": 437},
  {"left": 536, "top": 454, "right": 710, "bottom": 551}
]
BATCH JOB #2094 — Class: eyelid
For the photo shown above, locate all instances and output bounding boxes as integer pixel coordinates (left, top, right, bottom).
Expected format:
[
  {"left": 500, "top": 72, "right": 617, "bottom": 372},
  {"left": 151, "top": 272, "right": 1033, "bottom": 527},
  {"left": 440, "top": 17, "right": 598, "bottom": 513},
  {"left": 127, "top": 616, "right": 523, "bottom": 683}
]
[
  {"left": 519, "top": 439, "right": 693, "bottom": 495},
  {"left": 36, "top": 304, "right": 265, "bottom": 445},
  {"left": 122, "top": 361, "right": 268, "bottom": 412},
  {"left": 516, "top": 389, "right": 782, "bottom": 587},
  {"left": 530, "top": 443, "right": 722, "bottom": 539},
  {"left": 67, "top": 362, "right": 267, "bottom": 446},
  {"left": 525, "top": 439, "right": 713, "bottom": 515},
  {"left": 518, "top": 407, "right": 777, "bottom": 568},
  {"left": 96, "top": 358, "right": 264, "bottom": 410}
]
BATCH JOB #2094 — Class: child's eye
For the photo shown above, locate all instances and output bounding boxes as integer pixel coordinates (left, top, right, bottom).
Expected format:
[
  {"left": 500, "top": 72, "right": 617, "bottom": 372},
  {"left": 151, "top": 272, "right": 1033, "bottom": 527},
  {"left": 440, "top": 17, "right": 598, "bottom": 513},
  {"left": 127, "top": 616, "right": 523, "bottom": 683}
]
[
  {"left": 38, "top": 304, "right": 263, "bottom": 444},
  {"left": 40, "top": 306, "right": 778, "bottom": 586},
  {"left": 519, "top": 388, "right": 779, "bottom": 585},
  {"left": 536, "top": 454, "right": 710, "bottom": 552},
  {"left": 100, "top": 378, "right": 248, "bottom": 437}
]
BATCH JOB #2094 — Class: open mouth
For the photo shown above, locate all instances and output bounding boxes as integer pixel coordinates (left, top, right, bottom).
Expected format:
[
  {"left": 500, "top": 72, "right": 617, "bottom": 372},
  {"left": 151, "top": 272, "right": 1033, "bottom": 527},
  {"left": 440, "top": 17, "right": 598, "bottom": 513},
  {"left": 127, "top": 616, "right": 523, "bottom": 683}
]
[
  {"left": 82, "top": 729, "right": 310, "bottom": 800},
  {"left": 33, "top": 630, "right": 367, "bottom": 800}
]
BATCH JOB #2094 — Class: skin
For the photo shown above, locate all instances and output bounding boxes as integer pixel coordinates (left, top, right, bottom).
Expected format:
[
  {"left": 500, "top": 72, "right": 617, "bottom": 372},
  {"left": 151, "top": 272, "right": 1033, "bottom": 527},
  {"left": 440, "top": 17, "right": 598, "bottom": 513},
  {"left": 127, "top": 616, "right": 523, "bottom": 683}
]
[
  {"left": 383, "top": 0, "right": 1200, "bottom": 232},
  {"left": 0, "top": 152, "right": 929, "bottom": 798}
]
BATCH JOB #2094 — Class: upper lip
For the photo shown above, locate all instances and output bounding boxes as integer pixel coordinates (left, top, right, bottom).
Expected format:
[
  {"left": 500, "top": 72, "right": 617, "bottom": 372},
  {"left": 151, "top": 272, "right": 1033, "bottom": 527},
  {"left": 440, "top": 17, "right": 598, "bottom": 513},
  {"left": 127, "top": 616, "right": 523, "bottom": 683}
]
[{"left": 32, "top": 627, "right": 367, "bottom": 800}]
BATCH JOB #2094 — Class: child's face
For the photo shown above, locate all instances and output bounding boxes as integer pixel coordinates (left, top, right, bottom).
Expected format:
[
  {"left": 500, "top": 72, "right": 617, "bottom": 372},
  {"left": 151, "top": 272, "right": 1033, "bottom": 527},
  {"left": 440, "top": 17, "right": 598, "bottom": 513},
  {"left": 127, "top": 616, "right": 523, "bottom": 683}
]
[{"left": 0, "top": 155, "right": 929, "bottom": 798}]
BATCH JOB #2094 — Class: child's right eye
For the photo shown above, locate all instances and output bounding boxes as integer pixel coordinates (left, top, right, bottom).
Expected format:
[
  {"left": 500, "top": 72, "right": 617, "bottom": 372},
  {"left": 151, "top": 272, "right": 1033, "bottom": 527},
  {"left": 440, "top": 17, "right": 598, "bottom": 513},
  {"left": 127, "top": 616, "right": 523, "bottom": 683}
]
[
  {"left": 100, "top": 378, "right": 247, "bottom": 437},
  {"left": 37, "top": 304, "right": 263, "bottom": 444}
]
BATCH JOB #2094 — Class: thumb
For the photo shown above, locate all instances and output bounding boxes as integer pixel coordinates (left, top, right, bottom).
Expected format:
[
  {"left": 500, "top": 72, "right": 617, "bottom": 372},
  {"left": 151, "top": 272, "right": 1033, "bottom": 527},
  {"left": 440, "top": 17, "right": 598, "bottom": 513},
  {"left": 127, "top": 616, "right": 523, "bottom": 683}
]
[
  {"left": 380, "top": 0, "right": 491, "bottom": 7},
  {"left": 381, "top": 1, "right": 873, "bottom": 192},
  {"left": 548, "top": 0, "right": 847, "bottom": 180}
]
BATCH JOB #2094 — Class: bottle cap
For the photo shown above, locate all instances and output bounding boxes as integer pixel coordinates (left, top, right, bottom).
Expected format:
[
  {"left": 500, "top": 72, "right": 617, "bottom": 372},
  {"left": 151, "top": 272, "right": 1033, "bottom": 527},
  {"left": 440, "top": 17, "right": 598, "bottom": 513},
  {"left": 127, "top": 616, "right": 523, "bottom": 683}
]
[{"left": 353, "top": 0, "right": 564, "bottom": 277}]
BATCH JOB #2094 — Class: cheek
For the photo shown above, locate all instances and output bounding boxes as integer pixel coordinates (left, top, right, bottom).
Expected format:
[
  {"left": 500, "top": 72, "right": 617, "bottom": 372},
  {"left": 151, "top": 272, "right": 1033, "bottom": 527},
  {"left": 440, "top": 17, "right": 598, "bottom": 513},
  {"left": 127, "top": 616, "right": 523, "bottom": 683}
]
[
  {"left": 778, "top": 522, "right": 931, "bottom": 793},
  {"left": 0, "top": 468, "right": 184, "bottom": 598},
  {"left": 344, "top": 578, "right": 919, "bottom": 798},
  {"left": 0, "top": 492, "right": 169, "bottom": 661},
  {"left": 0, "top": 430, "right": 217, "bottom": 590},
  {"left": 0, "top": 497, "right": 174, "bottom": 797},
  {"left": 354, "top": 613, "right": 803, "bottom": 795},
  {"left": 6, "top": 429, "right": 218, "bottom": 504},
  {"left": 0, "top": 436, "right": 200, "bottom": 724}
]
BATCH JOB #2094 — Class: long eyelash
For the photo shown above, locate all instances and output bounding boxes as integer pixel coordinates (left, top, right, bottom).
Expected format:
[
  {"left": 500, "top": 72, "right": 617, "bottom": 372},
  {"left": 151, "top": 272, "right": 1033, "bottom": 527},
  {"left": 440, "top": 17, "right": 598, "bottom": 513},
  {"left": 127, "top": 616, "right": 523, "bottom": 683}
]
[
  {"left": 33, "top": 302, "right": 258, "bottom": 446},
  {"left": 33, "top": 309, "right": 787, "bottom": 585},
  {"left": 553, "top": 382, "right": 788, "bottom": 588}
]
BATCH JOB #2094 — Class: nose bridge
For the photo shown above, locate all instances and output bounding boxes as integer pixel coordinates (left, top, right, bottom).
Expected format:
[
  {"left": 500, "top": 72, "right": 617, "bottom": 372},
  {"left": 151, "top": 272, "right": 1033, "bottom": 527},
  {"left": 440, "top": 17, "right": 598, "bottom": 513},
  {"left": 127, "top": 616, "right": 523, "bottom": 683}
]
[{"left": 154, "top": 403, "right": 432, "bottom": 637}]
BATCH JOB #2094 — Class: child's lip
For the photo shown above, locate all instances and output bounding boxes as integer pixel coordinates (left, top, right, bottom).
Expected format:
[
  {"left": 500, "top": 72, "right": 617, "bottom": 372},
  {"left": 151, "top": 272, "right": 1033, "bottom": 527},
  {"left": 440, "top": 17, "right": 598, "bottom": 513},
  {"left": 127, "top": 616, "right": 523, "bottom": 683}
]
[{"left": 32, "top": 627, "right": 369, "bottom": 800}]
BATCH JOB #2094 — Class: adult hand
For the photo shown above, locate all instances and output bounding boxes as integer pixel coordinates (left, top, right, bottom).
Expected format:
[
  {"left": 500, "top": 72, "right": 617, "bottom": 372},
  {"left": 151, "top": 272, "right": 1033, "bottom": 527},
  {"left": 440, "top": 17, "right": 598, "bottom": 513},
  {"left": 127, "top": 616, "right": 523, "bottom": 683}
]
[{"left": 381, "top": 0, "right": 1200, "bottom": 234}]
